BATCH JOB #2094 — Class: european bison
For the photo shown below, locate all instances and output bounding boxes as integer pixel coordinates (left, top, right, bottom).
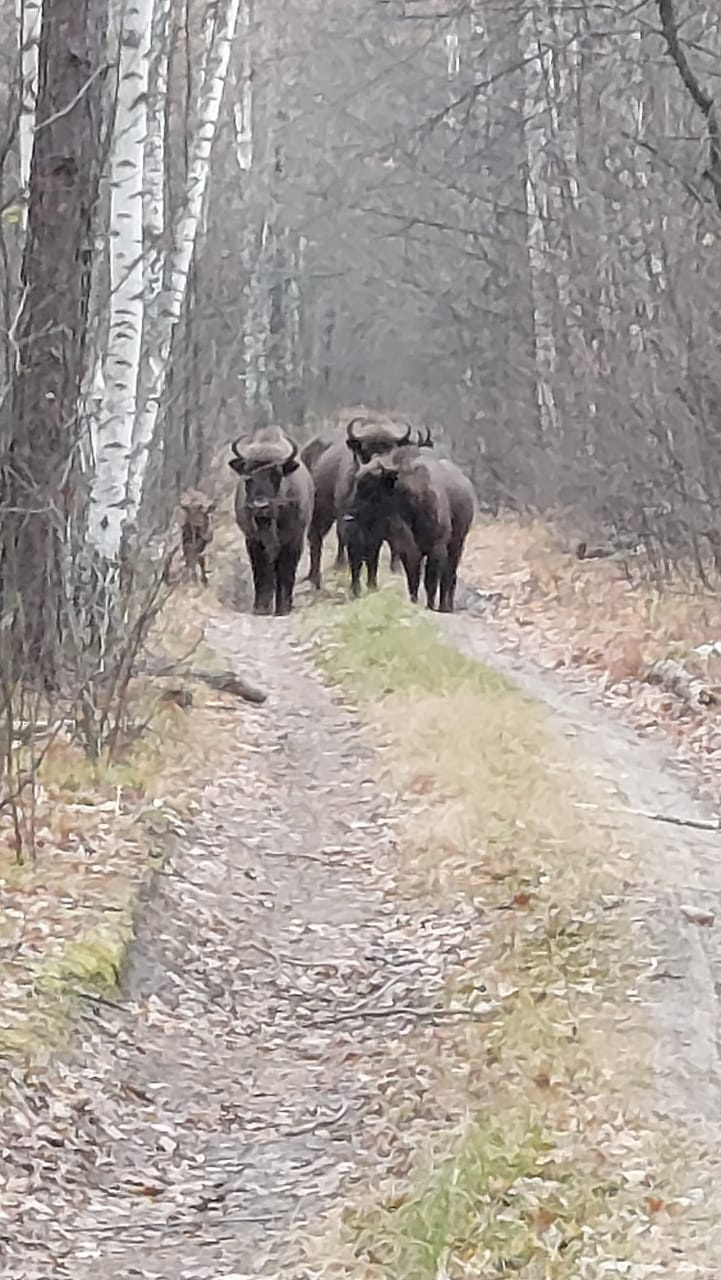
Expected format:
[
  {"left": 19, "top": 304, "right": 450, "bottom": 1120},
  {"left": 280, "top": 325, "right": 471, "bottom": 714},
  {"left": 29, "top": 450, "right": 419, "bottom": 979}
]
[
  {"left": 229, "top": 426, "right": 314, "bottom": 616},
  {"left": 307, "top": 415, "right": 421, "bottom": 590},
  {"left": 340, "top": 427, "right": 434, "bottom": 598},
  {"left": 178, "top": 489, "right": 215, "bottom": 585},
  {"left": 344, "top": 444, "right": 475, "bottom": 612}
]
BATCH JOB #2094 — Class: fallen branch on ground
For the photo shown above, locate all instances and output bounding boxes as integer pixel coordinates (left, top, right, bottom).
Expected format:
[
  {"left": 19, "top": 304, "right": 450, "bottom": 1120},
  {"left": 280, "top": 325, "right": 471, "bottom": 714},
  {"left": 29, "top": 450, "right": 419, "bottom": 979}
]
[
  {"left": 140, "top": 655, "right": 267, "bottom": 704},
  {"left": 574, "top": 800, "right": 721, "bottom": 832},
  {"left": 643, "top": 658, "right": 717, "bottom": 708},
  {"left": 311, "top": 1004, "right": 498, "bottom": 1025}
]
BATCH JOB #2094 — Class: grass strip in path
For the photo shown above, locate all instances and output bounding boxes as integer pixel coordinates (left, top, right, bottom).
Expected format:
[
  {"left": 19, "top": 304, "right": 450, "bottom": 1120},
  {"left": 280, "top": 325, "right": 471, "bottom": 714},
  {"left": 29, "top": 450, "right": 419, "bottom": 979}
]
[{"left": 299, "top": 586, "right": 717, "bottom": 1279}]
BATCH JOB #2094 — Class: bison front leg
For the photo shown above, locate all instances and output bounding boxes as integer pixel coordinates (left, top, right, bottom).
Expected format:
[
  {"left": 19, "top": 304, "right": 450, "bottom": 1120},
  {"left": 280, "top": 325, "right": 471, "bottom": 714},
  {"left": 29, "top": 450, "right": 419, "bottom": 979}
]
[
  {"left": 199, "top": 553, "right": 209, "bottom": 587},
  {"left": 275, "top": 543, "right": 302, "bottom": 615},
  {"left": 365, "top": 539, "right": 383, "bottom": 591},
  {"left": 400, "top": 545, "right": 422, "bottom": 604},
  {"left": 247, "top": 541, "right": 274, "bottom": 615}
]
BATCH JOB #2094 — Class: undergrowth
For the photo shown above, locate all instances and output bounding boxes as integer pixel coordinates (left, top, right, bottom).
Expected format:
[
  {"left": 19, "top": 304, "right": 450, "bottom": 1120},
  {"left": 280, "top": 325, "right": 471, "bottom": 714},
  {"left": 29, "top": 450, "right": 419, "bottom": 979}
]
[
  {"left": 0, "top": 586, "right": 245, "bottom": 1069},
  {"left": 301, "top": 586, "right": 701, "bottom": 1279}
]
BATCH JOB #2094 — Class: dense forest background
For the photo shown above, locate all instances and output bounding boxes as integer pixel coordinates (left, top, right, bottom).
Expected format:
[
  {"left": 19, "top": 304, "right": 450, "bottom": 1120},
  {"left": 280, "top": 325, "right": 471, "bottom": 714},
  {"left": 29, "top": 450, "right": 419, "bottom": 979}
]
[{"left": 0, "top": 0, "right": 719, "bottom": 731}]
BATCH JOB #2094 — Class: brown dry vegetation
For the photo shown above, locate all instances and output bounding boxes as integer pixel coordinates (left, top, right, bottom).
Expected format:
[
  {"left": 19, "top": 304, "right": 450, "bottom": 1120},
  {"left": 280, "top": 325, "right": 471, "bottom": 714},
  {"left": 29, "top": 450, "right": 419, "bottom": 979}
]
[
  {"left": 0, "top": 587, "right": 250, "bottom": 1065},
  {"left": 463, "top": 520, "right": 721, "bottom": 802}
]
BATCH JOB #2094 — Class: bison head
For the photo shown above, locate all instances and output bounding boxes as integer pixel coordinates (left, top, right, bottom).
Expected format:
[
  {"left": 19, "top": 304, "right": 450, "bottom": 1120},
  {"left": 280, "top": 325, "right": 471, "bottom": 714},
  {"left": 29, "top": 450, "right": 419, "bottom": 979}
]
[
  {"left": 342, "top": 454, "right": 401, "bottom": 542},
  {"left": 178, "top": 489, "right": 215, "bottom": 534},
  {"left": 345, "top": 416, "right": 412, "bottom": 466},
  {"left": 229, "top": 435, "right": 299, "bottom": 520}
]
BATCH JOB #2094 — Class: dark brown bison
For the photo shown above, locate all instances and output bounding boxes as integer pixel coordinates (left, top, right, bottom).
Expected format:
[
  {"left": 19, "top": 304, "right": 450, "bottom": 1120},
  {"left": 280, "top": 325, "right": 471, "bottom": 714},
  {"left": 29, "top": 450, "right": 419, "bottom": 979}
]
[
  {"left": 344, "top": 444, "right": 475, "bottom": 612},
  {"left": 229, "top": 426, "right": 314, "bottom": 616},
  {"left": 300, "top": 436, "right": 334, "bottom": 475},
  {"left": 340, "top": 427, "right": 434, "bottom": 598},
  {"left": 307, "top": 415, "right": 428, "bottom": 590},
  {"left": 178, "top": 489, "right": 215, "bottom": 585}
]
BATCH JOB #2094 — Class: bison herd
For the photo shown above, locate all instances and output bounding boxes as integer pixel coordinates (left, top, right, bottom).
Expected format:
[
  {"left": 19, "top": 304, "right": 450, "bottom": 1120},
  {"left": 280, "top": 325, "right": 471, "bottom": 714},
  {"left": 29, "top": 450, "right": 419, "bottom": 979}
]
[{"left": 223, "top": 413, "right": 475, "bottom": 617}]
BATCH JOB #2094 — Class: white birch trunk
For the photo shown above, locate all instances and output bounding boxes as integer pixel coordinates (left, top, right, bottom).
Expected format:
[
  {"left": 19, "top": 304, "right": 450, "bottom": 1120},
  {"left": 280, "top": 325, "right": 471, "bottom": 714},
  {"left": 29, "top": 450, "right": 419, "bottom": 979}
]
[
  {"left": 16, "top": 0, "right": 42, "bottom": 227},
  {"left": 243, "top": 218, "right": 273, "bottom": 418},
  {"left": 233, "top": 0, "right": 253, "bottom": 171},
  {"left": 87, "top": 0, "right": 154, "bottom": 558},
  {"left": 143, "top": 0, "right": 170, "bottom": 302},
  {"left": 126, "top": 0, "right": 241, "bottom": 517},
  {"left": 522, "top": 3, "right": 558, "bottom": 439}
]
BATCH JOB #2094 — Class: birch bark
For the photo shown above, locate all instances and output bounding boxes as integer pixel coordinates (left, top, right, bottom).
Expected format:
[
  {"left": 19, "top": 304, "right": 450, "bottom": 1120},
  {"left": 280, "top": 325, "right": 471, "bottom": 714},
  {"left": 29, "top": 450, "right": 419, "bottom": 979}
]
[
  {"left": 126, "top": 0, "right": 241, "bottom": 517},
  {"left": 15, "top": 0, "right": 42, "bottom": 225},
  {"left": 87, "top": 0, "right": 153, "bottom": 558},
  {"left": 522, "top": 2, "right": 559, "bottom": 441}
]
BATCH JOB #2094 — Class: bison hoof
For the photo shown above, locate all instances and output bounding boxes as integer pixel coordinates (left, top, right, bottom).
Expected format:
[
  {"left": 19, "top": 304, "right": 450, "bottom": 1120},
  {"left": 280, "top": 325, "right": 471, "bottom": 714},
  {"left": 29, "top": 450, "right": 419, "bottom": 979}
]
[{"left": 253, "top": 602, "right": 273, "bottom": 616}]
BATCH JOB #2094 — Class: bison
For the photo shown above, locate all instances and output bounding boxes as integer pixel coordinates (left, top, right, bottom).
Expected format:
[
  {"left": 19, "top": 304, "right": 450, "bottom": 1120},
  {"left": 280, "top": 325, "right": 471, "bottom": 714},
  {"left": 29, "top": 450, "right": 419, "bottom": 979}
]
[
  {"left": 178, "top": 489, "right": 215, "bottom": 585},
  {"left": 229, "top": 426, "right": 314, "bottom": 616},
  {"left": 307, "top": 415, "right": 428, "bottom": 590},
  {"left": 340, "top": 427, "right": 434, "bottom": 599},
  {"left": 344, "top": 444, "right": 475, "bottom": 612}
]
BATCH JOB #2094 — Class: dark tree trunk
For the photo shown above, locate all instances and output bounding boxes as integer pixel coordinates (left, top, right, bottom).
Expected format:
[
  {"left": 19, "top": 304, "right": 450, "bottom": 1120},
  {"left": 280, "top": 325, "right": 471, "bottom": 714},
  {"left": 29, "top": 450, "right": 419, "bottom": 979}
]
[{"left": 2, "top": 0, "right": 108, "bottom": 688}]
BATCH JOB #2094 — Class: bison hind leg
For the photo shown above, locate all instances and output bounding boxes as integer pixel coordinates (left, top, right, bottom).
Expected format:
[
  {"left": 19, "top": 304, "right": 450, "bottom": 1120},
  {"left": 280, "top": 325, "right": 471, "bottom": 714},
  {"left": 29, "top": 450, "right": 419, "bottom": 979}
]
[{"left": 334, "top": 521, "right": 347, "bottom": 569}]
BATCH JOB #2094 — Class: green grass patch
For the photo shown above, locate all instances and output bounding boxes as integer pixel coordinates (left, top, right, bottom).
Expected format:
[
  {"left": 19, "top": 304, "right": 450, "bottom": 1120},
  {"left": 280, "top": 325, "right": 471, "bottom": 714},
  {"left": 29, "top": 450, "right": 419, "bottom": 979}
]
[
  {"left": 348, "top": 1115, "right": 639, "bottom": 1279},
  {"left": 299, "top": 586, "right": 678, "bottom": 1278},
  {"left": 303, "top": 586, "right": 513, "bottom": 700}
]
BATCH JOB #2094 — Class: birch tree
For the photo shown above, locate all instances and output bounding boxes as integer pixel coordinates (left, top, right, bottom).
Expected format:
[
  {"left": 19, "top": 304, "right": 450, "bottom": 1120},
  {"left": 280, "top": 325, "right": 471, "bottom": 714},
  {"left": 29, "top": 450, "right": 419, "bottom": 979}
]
[
  {"left": 15, "top": 0, "right": 42, "bottom": 228},
  {"left": 86, "top": 0, "right": 153, "bottom": 560},
  {"left": 125, "top": 0, "right": 241, "bottom": 518}
]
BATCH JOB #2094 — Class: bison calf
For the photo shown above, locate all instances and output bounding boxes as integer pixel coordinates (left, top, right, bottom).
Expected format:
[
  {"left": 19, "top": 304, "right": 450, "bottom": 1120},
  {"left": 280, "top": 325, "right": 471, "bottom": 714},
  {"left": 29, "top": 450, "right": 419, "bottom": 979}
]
[{"left": 178, "top": 489, "right": 215, "bottom": 586}]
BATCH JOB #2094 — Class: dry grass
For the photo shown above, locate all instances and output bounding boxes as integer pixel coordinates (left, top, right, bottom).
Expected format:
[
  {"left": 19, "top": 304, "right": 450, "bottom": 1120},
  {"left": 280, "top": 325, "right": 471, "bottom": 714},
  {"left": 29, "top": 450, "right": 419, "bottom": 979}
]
[
  {"left": 463, "top": 517, "right": 721, "bottom": 803},
  {"left": 300, "top": 586, "right": 718, "bottom": 1279},
  {"left": 0, "top": 584, "right": 250, "bottom": 1066}
]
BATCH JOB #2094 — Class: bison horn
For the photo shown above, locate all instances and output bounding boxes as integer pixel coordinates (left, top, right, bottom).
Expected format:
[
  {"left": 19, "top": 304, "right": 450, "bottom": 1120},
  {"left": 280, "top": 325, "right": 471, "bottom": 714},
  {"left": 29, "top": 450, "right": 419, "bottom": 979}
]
[
  {"left": 346, "top": 417, "right": 368, "bottom": 444},
  {"left": 284, "top": 437, "right": 299, "bottom": 466},
  {"left": 230, "top": 436, "right": 246, "bottom": 458},
  {"left": 416, "top": 426, "right": 433, "bottom": 448},
  {"left": 397, "top": 422, "right": 412, "bottom": 446}
]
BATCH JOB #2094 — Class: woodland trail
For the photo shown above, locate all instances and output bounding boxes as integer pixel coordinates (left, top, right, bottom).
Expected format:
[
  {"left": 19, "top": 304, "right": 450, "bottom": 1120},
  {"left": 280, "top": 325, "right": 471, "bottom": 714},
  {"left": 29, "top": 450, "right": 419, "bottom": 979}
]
[
  {"left": 5, "top": 592, "right": 721, "bottom": 1277},
  {"left": 3, "top": 608, "right": 487, "bottom": 1279}
]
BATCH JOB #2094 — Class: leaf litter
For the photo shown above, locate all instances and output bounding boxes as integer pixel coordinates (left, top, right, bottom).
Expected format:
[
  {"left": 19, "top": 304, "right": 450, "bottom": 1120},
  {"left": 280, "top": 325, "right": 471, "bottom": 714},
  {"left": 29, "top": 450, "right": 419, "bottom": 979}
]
[
  {"left": 1, "top": 605, "right": 504, "bottom": 1278},
  {"left": 4, "top": 575, "right": 721, "bottom": 1277}
]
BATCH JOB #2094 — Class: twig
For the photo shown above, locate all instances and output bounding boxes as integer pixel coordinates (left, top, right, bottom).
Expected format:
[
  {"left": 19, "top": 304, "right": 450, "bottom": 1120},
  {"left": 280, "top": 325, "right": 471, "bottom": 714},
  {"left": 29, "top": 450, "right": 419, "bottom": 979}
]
[
  {"left": 574, "top": 801, "right": 721, "bottom": 832},
  {"left": 284, "top": 1098, "right": 349, "bottom": 1136},
  {"left": 33, "top": 64, "right": 112, "bottom": 134},
  {"left": 312, "top": 1005, "right": 495, "bottom": 1025}
]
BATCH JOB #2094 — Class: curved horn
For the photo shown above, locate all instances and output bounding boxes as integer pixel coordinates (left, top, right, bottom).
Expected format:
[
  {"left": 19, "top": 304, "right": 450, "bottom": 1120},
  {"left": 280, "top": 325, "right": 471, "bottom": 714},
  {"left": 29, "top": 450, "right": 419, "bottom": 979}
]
[
  {"left": 396, "top": 422, "right": 412, "bottom": 446},
  {"left": 346, "top": 416, "right": 368, "bottom": 445},
  {"left": 416, "top": 425, "right": 433, "bottom": 448},
  {"left": 230, "top": 436, "right": 246, "bottom": 458},
  {"left": 283, "top": 436, "right": 299, "bottom": 465}
]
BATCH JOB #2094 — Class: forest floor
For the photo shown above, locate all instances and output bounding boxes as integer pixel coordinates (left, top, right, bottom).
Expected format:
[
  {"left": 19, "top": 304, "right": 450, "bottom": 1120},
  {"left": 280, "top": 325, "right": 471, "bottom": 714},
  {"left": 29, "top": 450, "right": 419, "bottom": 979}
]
[{"left": 5, "top": 525, "right": 721, "bottom": 1277}]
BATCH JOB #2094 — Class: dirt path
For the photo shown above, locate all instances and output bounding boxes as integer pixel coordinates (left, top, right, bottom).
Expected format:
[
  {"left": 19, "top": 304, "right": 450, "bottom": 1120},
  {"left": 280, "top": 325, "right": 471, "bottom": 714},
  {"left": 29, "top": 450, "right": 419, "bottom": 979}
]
[
  {"left": 445, "top": 613, "right": 721, "bottom": 1138},
  {"left": 3, "top": 612, "right": 483, "bottom": 1279},
  {"left": 6, "top": 599, "right": 721, "bottom": 1277}
]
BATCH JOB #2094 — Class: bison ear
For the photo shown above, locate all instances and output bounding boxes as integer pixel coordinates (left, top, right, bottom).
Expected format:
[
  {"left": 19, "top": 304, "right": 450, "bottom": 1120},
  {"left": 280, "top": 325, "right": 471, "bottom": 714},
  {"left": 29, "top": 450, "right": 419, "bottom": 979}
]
[{"left": 229, "top": 457, "right": 246, "bottom": 475}]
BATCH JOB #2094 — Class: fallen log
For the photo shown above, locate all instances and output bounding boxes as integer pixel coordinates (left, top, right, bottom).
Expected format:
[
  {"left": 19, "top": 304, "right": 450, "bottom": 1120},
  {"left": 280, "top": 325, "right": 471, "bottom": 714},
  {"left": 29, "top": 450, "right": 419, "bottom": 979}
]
[
  {"left": 139, "top": 656, "right": 267, "bottom": 705},
  {"left": 642, "top": 658, "right": 716, "bottom": 708}
]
